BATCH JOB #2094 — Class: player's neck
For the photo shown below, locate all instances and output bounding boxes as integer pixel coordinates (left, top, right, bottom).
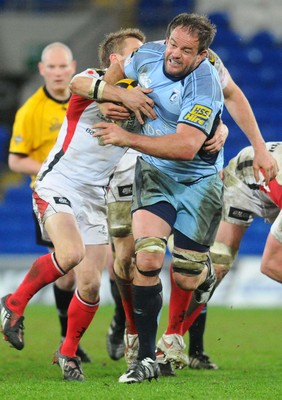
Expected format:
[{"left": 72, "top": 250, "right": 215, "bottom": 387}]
[{"left": 44, "top": 86, "right": 71, "bottom": 102}]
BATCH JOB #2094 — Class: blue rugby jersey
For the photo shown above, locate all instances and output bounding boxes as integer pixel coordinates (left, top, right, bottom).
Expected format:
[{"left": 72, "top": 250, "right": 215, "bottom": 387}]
[{"left": 124, "top": 41, "right": 224, "bottom": 183}]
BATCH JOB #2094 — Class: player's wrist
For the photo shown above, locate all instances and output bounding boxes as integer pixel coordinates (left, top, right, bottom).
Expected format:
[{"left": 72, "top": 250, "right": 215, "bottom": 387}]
[{"left": 88, "top": 78, "right": 106, "bottom": 100}]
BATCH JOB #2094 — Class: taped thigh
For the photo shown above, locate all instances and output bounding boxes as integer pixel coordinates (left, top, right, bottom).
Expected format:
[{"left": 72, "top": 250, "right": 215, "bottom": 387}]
[
  {"left": 210, "top": 241, "right": 238, "bottom": 270},
  {"left": 172, "top": 249, "right": 209, "bottom": 276},
  {"left": 135, "top": 236, "right": 167, "bottom": 254},
  {"left": 108, "top": 201, "right": 132, "bottom": 237},
  {"left": 135, "top": 236, "right": 167, "bottom": 276}
]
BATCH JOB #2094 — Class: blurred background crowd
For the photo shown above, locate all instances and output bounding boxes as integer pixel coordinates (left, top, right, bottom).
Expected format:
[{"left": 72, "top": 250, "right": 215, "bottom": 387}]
[{"left": 0, "top": 0, "right": 281, "bottom": 306}]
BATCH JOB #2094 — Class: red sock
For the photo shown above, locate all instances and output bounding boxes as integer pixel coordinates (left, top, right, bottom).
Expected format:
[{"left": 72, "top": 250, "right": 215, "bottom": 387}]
[
  {"left": 122, "top": 296, "right": 137, "bottom": 334},
  {"left": 115, "top": 273, "right": 137, "bottom": 334},
  {"left": 60, "top": 290, "right": 99, "bottom": 357},
  {"left": 180, "top": 303, "right": 205, "bottom": 335},
  {"left": 7, "top": 253, "right": 64, "bottom": 316},
  {"left": 166, "top": 263, "right": 193, "bottom": 335}
]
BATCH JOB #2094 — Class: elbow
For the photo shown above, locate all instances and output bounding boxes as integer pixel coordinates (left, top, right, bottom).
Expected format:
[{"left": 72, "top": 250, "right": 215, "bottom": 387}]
[
  {"left": 69, "top": 76, "right": 81, "bottom": 94},
  {"left": 69, "top": 79, "right": 76, "bottom": 94},
  {"left": 8, "top": 158, "right": 18, "bottom": 172}
]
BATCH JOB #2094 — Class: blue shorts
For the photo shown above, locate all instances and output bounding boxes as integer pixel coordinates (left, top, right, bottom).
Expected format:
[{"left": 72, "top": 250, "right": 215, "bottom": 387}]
[{"left": 132, "top": 158, "right": 223, "bottom": 247}]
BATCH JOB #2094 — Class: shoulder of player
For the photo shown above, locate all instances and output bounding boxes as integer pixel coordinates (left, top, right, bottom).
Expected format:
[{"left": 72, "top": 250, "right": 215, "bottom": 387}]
[
  {"left": 185, "top": 58, "right": 216, "bottom": 81},
  {"left": 14, "top": 86, "right": 46, "bottom": 118},
  {"left": 137, "top": 41, "right": 165, "bottom": 58},
  {"left": 74, "top": 68, "right": 106, "bottom": 79}
]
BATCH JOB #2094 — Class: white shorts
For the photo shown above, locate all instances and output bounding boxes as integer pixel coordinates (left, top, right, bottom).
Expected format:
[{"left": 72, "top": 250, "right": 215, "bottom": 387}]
[
  {"left": 107, "top": 150, "right": 139, "bottom": 204},
  {"left": 222, "top": 162, "right": 280, "bottom": 226},
  {"left": 33, "top": 176, "right": 108, "bottom": 245}
]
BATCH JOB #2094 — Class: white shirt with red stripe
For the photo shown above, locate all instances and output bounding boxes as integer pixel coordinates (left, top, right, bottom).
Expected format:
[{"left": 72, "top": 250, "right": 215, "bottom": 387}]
[{"left": 35, "top": 68, "right": 128, "bottom": 191}]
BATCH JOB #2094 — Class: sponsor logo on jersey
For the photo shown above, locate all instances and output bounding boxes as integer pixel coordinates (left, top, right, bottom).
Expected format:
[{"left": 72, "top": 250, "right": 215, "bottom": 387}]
[
  {"left": 50, "top": 117, "right": 62, "bottom": 132},
  {"left": 184, "top": 104, "right": 212, "bottom": 126},
  {"left": 118, "top": 184, "right": 133, "bottom": 197},
  {"left": 54, "top": 197, "right": 71, "bottom": 207},
  {"left": 228, "top": 207, "right": 250, "bottom": 221},
  {"left": 13, "top": 134, "right": 24, "bottom": 144},
  {"left": 86, "top": 127, "right": 96, "bottom": 136},
  {"left": 98, "top": 224, "right": 108, "bottom": 236},
  {"left": 169, "top": 89, "right": 180, "bottom": 102},
  {"left": 139, "top": 72, "right": 151, "bottom": 88}
]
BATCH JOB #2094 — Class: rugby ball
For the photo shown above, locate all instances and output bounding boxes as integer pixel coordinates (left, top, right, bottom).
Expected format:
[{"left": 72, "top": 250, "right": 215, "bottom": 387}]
[{"left": 114, "top": 79, "right": 141, "bottom": 132}]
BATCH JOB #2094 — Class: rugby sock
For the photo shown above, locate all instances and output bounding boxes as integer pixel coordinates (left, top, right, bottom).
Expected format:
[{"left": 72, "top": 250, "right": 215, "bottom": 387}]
[
  {"left": 132, "top": 282, "right": 162, "bottom": 360},
  {"left": 7, "top": 253, "right": 64, "bottom": 316},
  {"left": 166, "top": 263, "right": 193, "bottom": 335},
  {"left": 110, "top": 278, "right": 126, "bottom": 328},
  {"left": 181, "top": 295, "right": 205, "bottom": 336},
  {"left": 114, "top": 273, "right": 137, "bottom": 334},
  {"left": 189, "top": 304, "right": 207, "bottom": 356},
  {"left": 60, "top": 290, "right": 99, "bottom": 358},
  {"left": 53, "top": 283, "right": 74, "bottom": 337}
]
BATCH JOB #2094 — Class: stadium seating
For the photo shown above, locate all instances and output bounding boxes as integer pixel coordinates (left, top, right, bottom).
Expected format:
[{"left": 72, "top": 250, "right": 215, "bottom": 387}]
[{"left": 0, "top": 177, "right": 46, "bottom": 254}]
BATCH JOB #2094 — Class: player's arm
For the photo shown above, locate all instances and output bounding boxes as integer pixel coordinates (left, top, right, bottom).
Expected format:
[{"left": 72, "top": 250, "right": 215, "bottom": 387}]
[
  {"left": 223, "top": 73, "right": 278, "bottom": 184},
  {"left": 92, "top": 121, "right": 206, "bottom": 160},
  {"left": 70, "top": 63, "right": 155, "bottom": 124},
  {"left": 8, "top": 153, "right": 42, "bottom": 176},
  {"left": 204, "top": 120, "right": 229, "bottom": 153}
]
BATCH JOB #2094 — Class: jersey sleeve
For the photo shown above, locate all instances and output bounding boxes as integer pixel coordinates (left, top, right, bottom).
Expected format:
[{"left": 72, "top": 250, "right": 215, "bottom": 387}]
[
  {"left": 73, "top": 68, "right": 105, "bottom": 79},
  {"left": 9, "top": 104, "right": 34, "bottom": 155},
  {"left": 178, "top": 61, "right": 223, "bottom": 137}
]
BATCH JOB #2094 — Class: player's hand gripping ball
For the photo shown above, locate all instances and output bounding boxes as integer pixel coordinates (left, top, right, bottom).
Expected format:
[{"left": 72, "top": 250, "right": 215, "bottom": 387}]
[{"left": 114, "top": 79, "right": 142, "bottom": 132}]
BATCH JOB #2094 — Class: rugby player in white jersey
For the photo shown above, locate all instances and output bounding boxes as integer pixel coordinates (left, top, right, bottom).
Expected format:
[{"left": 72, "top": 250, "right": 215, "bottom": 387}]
[{"left": 0, "top": 28, "right": 154, "bottom": 383}]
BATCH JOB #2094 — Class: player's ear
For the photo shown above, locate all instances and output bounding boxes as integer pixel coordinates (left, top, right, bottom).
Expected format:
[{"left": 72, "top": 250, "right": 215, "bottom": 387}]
[
  {"left": 38, "top": 61, "right": 44, "bottom": 76},
  {"left": 71, "top": 60, "right": 77, "bottom": 74},
  {"left": 198, "top": 49, "right": 208, "bottom": 59},
  {"left": 109, "top": 53, "right": 118, "bottom": 64}
]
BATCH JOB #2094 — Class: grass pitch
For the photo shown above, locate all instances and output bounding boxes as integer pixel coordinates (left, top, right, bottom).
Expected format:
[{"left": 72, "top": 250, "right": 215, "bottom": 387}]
[{"left": 0, "top": 305, "right": 281, "bottom": 400}]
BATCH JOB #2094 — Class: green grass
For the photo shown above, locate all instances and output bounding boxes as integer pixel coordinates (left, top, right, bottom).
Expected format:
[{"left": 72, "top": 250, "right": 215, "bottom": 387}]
[{"left": 0, "top": 305, "right": 281, "bottom": 400}]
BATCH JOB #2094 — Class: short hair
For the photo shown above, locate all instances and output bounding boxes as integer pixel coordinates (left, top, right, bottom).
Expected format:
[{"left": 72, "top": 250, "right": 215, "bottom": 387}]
[
  {"left": 98, "top": 28, "right": 146, "bottom": 68},
  {"left": 41, "top": 42, "right": 74, "bottom": 63},
  {"left": 166, "top": 13, "right": 217, "bottom": 54}
]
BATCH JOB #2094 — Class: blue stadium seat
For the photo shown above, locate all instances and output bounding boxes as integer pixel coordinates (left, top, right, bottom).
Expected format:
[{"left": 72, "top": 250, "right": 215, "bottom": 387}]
[
  {"left": 208, "top": 11, "right": 231, "bottom": 31},
  {"left": 0, "top": 176, "right": 40, "bottom": 254},
  {"left": 0, "top": 124, "right": 10, "bottom": 163},
  {"left": 248, "top": 30, "right": 278, "bottom": 49},
  {"left": 137, "top": 0, "right": 195, "bottom": 27},
  {"left": 239, "top": 219, "right": 269, "bottom": 255}
]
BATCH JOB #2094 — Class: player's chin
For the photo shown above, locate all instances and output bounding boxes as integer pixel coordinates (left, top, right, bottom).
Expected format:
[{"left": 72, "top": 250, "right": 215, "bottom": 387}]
[{"left": 165, "top": 65, "right": 183, "bottom": 78}]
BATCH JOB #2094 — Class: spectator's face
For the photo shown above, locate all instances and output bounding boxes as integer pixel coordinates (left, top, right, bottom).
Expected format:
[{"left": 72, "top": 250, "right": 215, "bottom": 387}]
[
  {"left": 165, "top": 27, "right": 206, "bottom": 78},
  {"left": 38, "top": 48, "right": 76, "bottom": 96}
]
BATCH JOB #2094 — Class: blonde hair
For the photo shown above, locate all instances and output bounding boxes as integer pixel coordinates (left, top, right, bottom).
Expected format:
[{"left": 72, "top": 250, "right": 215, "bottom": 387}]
[{"left": 98, "top": 28, "right": 146, "bottom": 68}]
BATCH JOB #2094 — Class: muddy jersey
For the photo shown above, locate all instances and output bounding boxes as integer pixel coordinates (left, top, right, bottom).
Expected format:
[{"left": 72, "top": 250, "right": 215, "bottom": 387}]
[
  {"left": 222, "top": 142, "right": 282, "bottom": 232},
  {"left": 227, "top": 142, "right": 282, "bottom": 206},
  {"left": 35, "top": 68, "right": 129, "bottom": 191},
  {"left": 207, "top": 49, "right": 229, "bottom": 90},
  {"left": 124, "top": 41, "right": 224, "bottom": 183}
]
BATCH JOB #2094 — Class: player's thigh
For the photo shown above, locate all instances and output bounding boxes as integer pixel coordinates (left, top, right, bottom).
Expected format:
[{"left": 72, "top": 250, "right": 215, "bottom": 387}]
[
  {"left": 55, "top": 270, "right": 76, "bottom": 291},
  {"left": 45, "top": 212, "right": 85, "bottom": 268},
  {"left": 215, "top": 220, "right": 247, "bottom": 249},
  {"left": 113, "top": 234, "right": 135, "bottom": 264},
  {"left": 75, "top": 244, "right": 108, "bottom": 291}
]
